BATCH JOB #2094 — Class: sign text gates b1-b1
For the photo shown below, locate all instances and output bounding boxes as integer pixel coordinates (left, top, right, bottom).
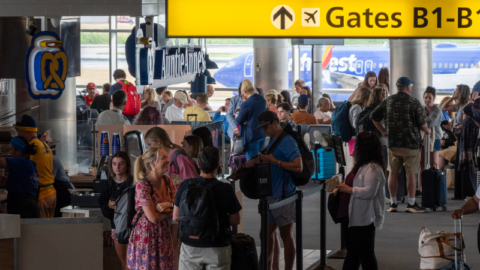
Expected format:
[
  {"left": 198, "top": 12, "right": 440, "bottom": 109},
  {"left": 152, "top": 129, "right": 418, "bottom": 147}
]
[{"left": 166, "top": 0, "right": 480, "bottom": 38}]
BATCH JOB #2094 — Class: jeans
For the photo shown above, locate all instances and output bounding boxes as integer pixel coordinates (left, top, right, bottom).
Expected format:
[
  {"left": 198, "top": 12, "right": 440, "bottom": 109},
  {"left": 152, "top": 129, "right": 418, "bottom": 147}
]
[
  {"left": 343, "top": 223, "right": 378, "bottom": 270},
  {"left": 246, "top": 137, "right": 266, "bottom": 161}
]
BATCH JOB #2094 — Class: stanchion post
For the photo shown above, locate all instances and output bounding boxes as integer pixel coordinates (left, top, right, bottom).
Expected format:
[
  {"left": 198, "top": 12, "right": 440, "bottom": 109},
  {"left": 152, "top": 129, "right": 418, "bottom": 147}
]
[
  {"left": 296, "top": 190, "right": 303, "bottom": 270},
  {"left": 314, "top": 181, "right": 335, "bottom": 270},
  {"left": 259, "top": 198, "right": 269, "bottom": 270}
]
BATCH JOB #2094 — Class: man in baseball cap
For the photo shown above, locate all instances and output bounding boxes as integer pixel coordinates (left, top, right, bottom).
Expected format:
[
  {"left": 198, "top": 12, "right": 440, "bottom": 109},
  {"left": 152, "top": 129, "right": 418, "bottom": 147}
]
[
  {"left": 84, "top": 82, "right": 98, "bottom": 108},
  {"left": 165, "top": 90, "right": 189, "bottom": 122},
  {"left": 371, "top": 76, "right": 431, "bottom": 214},
  {"left": 241, "top": 110, "right": 302, "bottom": 269}
]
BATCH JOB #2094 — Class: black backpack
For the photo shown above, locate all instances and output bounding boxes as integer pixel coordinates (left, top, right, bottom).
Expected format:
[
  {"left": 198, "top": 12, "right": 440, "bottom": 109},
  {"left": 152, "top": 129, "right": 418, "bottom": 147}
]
[
  {"left": 114, "top": 178, "right": 153, "bottom": 245},
  {"left": 171, "top": 149, "right": 201, "bottom": 175},
  {"left": 355, "top": 105, "right": 382, "bottom": 138},
  {"left": 267, "top": 123, "right": 314, "bottom": 186},
  {"left": 231, "top": 233, "right": 260, "bottom": 270},
  {"left": 178, "top": 177, "right": 220, "bottom": 246}
]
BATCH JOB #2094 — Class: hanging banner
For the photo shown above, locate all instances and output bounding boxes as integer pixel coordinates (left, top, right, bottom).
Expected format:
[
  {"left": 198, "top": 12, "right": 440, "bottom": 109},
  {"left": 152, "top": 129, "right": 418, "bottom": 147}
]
[
  {"left": 167, "top": 0, "right": 480, "bottom": 38},
  {"left": 25, "top": 31, "right": 68, "bottom": 100}
]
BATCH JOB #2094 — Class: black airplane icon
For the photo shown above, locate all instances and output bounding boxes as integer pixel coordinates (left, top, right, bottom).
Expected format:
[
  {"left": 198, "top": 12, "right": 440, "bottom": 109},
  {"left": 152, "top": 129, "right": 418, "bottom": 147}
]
[{"left": 304, "top": 10, "right": 318, "bottom": 24}]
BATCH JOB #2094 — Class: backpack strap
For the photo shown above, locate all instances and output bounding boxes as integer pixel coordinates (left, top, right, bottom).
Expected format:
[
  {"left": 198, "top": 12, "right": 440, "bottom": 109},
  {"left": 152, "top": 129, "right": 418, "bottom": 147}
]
[
  {"left": 171, "top": 148, "right": 198, "bottom": 174},
  {"left": 266, "top": 132, "right": 288, "bottom": 155},
  {"left": 131, "top": 178, "right": 154, "bottom": 228}
]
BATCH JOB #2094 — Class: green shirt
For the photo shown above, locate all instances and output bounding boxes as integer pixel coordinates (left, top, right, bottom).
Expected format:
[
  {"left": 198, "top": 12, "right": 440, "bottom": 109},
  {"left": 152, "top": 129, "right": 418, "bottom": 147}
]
[{"left": 370, "top": 92, "right": 426, "bottom": 150}]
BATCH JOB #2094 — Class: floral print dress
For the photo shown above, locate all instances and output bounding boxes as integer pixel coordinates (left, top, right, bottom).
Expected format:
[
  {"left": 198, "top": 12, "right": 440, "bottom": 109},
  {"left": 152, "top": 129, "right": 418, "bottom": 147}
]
[{"left": 127, "top": 176, "right": 177, "bottom": 270}]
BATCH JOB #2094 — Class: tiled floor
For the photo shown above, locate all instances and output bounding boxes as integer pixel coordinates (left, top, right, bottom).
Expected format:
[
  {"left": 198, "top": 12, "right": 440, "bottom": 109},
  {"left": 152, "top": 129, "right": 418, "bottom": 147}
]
[{"left": 255, "top": 248, "right": 331, "bottom": 269}]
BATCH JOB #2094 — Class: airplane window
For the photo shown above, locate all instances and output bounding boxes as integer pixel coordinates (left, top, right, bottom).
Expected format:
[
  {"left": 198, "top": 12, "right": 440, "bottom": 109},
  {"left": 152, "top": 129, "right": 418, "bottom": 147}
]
[
  {"left": 455, "top": 63, "right": 458, "bottom": 69},
  {"left": 433, "top": 63, "right": 437, "bottom": 68},
  {"left": 373, "top": 63, "right": 377, "bottom": 68},
  {"left": 366, "top": 62, "right": 371, "bottom": 68},
  {"left": 460, "top": 63, "right": 464, "bottom": 68},
  {"left": 444, "top": 63, "right": 448, "bottom": 68},
  {"left": 226, "top": 60, "right": 236, "bottom": 68},
  {"left": 439, "top": 63, "right": 442, "bottom": 68},
  {"left": 379, "top": 63, "right": 383, "bottom": 68},
  {"left": 449, "top": 63, "right": 453, "bottom": 69},
  {"left": 471, "top": 63, "right": 475, "bottom": 68},
  {"left": 385, "top": 63, "right": 388, "bottom": 67}
]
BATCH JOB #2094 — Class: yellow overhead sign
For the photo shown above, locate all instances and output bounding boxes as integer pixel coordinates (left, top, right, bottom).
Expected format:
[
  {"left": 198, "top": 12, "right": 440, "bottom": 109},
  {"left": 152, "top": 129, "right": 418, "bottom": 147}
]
[{"left": 166, "top": 0, "right": 480, "bottom": 38}]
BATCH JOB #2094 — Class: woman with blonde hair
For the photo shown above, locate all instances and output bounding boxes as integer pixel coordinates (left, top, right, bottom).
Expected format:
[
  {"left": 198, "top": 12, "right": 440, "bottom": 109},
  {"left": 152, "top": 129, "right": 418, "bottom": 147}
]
[
  {"left": 348, "top": 87, "right": 371, "bottom": 157},
  {"left": 127, "top": 147, "right": 175, "bottom": 270},
  {"left": 142, "top": 88, "right": 162, "bottom": 111},
  {"left": 265, "top": 93, "right": 278, "bottom": 114},
  {"left": 236, "top": 79, "right": 267, "bottom": 160},
  {"left": 144, "top": 127, "right": 198, "bottom": 269},
  {"left": 348, "top": 71, "right": 377, "bottom": 102},
  {"left": 441, "top": 84, "right": 470, "bottom": 129}
]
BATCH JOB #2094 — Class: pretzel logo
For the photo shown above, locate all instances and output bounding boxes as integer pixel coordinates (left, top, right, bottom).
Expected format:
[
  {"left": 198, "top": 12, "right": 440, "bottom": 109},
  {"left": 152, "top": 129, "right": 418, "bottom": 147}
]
[{"left": 25, "top": 31, "right": 68, "bottom": 100}]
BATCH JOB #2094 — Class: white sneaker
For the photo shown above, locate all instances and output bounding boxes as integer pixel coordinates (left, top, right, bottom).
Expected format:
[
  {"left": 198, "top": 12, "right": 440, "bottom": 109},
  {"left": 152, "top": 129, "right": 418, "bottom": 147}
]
[
  {"left": 313, "top": 131, "right": 328, "bottom": 148},
  {"left": 385, "top": 197, "right": 391, "bottom": 204},
  {"left": 304, "top": 133, "right": 311, "bottom": 150}
]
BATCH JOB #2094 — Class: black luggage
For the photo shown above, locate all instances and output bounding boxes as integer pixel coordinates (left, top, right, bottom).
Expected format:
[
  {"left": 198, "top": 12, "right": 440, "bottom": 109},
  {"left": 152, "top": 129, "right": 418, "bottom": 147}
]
[
  {"left": 421, "top": 135, "right": 448, "bottom": 211},
  {"left": 231, "top": 233, "right": 260, "bottom": 270},
  {"left": 385, "top": 167, "right": 407, "bottom": 203}
]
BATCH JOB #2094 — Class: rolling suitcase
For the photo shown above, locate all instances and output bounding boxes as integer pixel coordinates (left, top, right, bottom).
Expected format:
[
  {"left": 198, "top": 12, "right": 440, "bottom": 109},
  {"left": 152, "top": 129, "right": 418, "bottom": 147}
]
[
  {"left": 311, "top": 147, "right": 335, "bottom": 180},
  {"left": 421, "top": 135, "right": 448, "bottom": 211}
]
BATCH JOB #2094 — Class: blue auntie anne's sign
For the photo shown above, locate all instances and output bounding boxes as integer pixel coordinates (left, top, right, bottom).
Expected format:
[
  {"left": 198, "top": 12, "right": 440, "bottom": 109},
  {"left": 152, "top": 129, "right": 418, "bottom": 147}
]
[{"left": 25, "top": 31, "right": 68, "bottom": 100}]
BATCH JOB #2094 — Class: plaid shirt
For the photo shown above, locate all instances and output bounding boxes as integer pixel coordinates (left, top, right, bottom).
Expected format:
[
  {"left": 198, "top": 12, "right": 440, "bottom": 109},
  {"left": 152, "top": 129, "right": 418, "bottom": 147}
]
[{"left": 370, "top": 92, "right": 426, "bottom": 150}]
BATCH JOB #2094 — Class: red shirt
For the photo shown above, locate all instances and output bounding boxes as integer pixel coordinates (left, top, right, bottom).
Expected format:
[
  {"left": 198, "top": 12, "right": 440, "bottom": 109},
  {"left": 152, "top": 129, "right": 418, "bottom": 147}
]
[{"left": 84, "top": 94, "right": 98, "bottom": 107}]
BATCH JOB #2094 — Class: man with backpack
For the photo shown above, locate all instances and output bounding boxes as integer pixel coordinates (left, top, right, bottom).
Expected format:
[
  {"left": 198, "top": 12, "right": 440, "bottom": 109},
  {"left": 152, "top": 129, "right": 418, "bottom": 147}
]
[
  {"left": 173, "top": 146, "right": 241, "bottom": 270},
  {"left": 108, "top": 69, "right": 141, "bottom": 122},
  {"left": 240, "top": 111, "right": 303, "bottom": 270}
]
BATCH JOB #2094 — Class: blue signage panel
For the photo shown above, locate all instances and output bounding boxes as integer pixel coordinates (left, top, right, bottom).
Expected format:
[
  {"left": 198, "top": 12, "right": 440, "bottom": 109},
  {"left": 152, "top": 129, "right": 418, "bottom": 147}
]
[{"left": 25, "top": 31, "right": 68, "bottom": 100}]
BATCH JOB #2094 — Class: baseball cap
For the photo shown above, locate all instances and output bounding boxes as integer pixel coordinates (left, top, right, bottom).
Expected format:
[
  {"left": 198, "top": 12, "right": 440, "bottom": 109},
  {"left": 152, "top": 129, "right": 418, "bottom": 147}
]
[
  {"left": 86, "top": 82, "right": 96, "bottom": 89},
  {"left": 472, "top": 80, "right": 480, "bottom": 93},
  {"left": 396, "top": 77, "right": 414, "bottom": 87},
  {"left": 255, "top": 111, "right": 278, "bottom": 130},
  {"left": 298, "top": 94, "right": 309, "bottom": 105},
  {"left": 14, "top": 115, "right": 38, "bottom": 132},
  {"left": 174, "top": 91, "right": 188, "bottom": 105}
]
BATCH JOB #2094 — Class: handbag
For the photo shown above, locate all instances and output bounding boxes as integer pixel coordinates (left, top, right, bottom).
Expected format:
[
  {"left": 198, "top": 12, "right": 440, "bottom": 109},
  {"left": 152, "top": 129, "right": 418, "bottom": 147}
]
[
  {"left": 232, "top": 136, "right": 245, "bottom": 156},
  {"left": 327, "top": 191, "right": 341, "bottom": 224},
  {"left": 239, "top": 162, "right": 272, "bottom": 199}
]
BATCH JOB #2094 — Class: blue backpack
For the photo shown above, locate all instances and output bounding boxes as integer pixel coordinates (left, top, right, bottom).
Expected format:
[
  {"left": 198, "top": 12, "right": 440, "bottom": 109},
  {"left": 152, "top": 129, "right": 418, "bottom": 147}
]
[{"left": 331, "top": 101, "right": 355, "bottom": 142}]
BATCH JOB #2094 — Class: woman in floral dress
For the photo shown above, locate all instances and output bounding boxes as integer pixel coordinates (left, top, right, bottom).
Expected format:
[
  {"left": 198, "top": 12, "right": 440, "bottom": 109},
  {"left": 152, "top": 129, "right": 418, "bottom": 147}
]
[{"left": 128, "top": 147, "right": 176, "bottom": 270}]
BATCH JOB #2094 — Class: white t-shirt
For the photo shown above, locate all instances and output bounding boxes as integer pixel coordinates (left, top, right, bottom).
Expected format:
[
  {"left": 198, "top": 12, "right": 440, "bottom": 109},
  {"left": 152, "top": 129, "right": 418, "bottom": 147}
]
[
  {"left": 165, "top": 104, "right": 185, "bottom": 122},
  {"left": 314, "top": 111, "right": 332, "bottom": 122}
]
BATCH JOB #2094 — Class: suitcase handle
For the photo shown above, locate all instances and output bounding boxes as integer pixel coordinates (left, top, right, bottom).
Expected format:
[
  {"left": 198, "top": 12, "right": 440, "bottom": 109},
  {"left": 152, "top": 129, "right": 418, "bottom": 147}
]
[
  {"left": 454, "top": 218, "right": 464, "bottom": 270},
  {"left": 425, "top": 131, "right": 431, "bottom": 169}
]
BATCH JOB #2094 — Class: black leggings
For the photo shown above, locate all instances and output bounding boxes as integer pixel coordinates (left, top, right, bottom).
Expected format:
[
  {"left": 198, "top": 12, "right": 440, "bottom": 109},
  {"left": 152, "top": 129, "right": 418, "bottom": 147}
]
[{"left": 343, "top": 223, "right": 378, "bottom": 270}]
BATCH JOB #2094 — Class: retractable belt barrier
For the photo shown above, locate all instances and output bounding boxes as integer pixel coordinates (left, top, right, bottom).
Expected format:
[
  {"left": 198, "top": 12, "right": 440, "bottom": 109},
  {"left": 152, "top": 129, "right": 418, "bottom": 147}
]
[{"left": 258, "top": 181, "right": 331, "bottom": 270}]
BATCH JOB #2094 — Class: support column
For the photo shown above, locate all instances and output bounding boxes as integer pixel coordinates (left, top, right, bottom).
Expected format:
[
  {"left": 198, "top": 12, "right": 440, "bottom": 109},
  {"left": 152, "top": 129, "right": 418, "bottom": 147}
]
[
  {"left": 291, "top": 44, "right": 300, "bottom": 90},
  {"left": 253, "top": 39, "right": 289, "bottom": 92},
  {"left": 312, "top": 45, "right": 323, "bottom": 113},
  {"left": 389, "top": 39, "right": 432, "bottom": 103}
]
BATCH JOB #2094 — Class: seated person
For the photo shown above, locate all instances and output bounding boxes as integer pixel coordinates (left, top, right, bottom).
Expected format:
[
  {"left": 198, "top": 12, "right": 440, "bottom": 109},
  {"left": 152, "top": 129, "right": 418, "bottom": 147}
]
[
  {"left": 0, "top": 136, "right": 40, "bottom": 218},
  {"left": 314, "top": 97, "right": 332, "bottom": 124},
  {"left": 214, "top": 98, "right": 231, "bottom": 141},
  {"left": 84, "top": 82, "right": 98, "bottom": 108},
  {"left": 184, "top": 93, "right": 212, "bottom": 122},
  {"left": 133, "top": 105, "right": 165, "bottom": 125},
  {"left": 97, "top": 90, "right": 131, "bottom": 125},
  {"left": 161, "top": 90, "right": 173, "bottom": 112},
  {"left": 290, "top": 95, "right": 317, "bottom": 125},
  {"left": 91, "top": 83, "right": 112, "bottom": 113},
  {"left": 165, "top": 91, "right": 188, "bottom": 122}
]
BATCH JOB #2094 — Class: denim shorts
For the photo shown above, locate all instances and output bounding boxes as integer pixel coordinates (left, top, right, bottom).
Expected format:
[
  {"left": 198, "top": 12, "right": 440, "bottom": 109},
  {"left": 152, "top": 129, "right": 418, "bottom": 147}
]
[{"left": 434, "top": 139, "right": 441, "bottom": 152}]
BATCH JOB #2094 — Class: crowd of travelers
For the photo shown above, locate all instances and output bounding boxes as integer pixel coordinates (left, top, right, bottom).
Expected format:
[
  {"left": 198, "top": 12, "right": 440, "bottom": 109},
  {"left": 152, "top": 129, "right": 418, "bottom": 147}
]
[{"left": 5, "top": 64, "right": 480, "bottom": 270}]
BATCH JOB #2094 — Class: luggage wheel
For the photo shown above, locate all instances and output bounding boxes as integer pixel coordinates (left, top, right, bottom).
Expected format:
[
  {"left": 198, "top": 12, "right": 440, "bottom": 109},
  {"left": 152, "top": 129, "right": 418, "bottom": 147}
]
[{"left": 442, "top": 206, "right": 447, "bottom": 211}]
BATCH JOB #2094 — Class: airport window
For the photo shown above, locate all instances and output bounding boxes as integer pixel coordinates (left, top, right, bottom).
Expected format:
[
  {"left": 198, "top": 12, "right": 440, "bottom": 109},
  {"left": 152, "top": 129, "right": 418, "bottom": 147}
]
[
  {"left": 80, "top": 16, "right": 145, "bottom": 87},
  {"left": 455, "top": 63, "right": 458, "bottom": 69}
]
